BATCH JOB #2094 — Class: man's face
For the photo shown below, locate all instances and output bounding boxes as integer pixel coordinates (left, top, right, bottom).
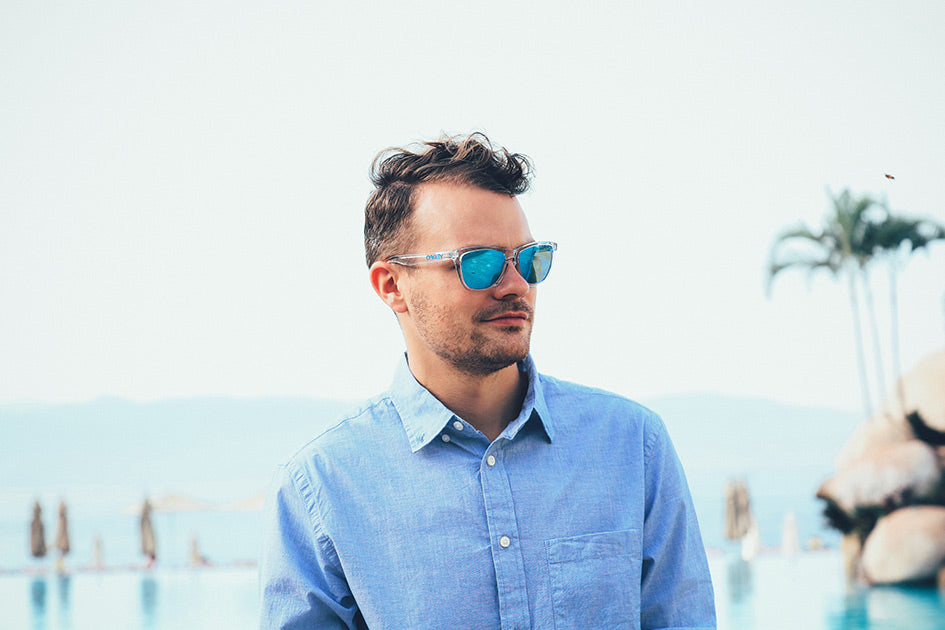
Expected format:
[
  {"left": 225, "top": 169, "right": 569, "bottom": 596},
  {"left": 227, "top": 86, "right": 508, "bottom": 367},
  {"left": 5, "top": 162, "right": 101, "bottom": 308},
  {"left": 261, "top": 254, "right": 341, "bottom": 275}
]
[{"left": 396, "top": 182, "right": 538, "bottom": 377}]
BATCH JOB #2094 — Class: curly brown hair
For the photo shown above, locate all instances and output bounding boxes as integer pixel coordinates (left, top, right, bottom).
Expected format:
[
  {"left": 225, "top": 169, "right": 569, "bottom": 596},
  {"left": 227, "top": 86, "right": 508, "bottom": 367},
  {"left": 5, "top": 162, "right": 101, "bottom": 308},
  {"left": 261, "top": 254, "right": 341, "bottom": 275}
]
[{"left": 363, "top": 132, "right": 534, "bottom": 266}]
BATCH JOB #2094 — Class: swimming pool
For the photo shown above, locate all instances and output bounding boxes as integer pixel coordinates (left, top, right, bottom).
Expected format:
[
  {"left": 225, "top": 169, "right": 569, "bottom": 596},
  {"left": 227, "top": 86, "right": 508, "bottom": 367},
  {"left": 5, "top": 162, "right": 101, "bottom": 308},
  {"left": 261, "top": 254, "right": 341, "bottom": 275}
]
[{"left": 4, "top": 552, "right": 945, "bottom": 629}]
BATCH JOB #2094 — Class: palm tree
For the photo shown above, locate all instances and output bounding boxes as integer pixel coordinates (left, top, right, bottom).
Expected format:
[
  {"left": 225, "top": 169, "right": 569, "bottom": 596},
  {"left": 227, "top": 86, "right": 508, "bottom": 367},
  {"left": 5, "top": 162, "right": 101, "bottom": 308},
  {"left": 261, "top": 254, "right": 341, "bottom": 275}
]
[
  {"left": 861, "top": 208, "right": 945, "bottom": 413},
  {"left": 767, "top": 189, "right": 882, "bottom": 417}
]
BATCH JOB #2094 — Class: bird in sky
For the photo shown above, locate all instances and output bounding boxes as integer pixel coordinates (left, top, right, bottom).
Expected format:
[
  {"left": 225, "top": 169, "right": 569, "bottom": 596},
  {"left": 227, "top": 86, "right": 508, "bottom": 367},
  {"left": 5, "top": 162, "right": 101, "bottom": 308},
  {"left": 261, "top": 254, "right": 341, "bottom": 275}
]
[{"left": 885, "top": 173, "right": 895, "bottom": 180}]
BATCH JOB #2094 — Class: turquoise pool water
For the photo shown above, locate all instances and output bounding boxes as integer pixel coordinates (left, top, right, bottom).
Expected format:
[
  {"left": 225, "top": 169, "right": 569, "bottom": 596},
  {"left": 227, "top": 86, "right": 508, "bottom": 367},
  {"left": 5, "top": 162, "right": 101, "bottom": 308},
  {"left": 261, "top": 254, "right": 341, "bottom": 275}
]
[
  {"left": 3, "top": 552, "right": 945, "bottom": 629},
  {"left": 712, "top": 552, "right": 945, "bottom": 630},
  {"left": 0, "top": 566, "right": 257, "bottom": 630}
]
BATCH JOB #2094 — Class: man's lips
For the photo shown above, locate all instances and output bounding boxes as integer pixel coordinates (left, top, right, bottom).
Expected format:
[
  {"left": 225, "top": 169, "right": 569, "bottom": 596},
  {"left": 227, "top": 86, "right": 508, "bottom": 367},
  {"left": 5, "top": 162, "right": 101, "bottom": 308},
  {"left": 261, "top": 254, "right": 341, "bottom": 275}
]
[
  {"left": 481, "top": 311, "right": 529, "bottom": 325},
  {"left": 477, "top": 301, "right": 533, "bottom": 325}
]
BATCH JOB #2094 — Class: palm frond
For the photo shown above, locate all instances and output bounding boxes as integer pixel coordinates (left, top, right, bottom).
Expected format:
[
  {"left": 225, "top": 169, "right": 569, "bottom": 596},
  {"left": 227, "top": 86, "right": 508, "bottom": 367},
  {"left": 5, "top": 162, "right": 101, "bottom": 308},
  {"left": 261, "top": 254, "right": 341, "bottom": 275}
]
[
  {"left": 862, "top": 214, "right": 945, "bottom": 254},
  {"left": 765, "top": 249, "right": 840, "bottom": 296}
]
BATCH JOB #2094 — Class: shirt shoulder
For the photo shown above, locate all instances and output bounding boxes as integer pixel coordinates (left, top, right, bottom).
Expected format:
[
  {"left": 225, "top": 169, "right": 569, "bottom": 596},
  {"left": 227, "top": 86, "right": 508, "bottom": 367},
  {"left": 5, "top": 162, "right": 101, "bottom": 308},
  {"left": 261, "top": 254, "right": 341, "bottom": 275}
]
[
  {"left": 536, "top": 372, "right": 673, "bottom": 455},
  {"left": 283, "top": 393, "right": 400, "bottom": 472},
  {"left": 538, "top": 372, "right": 661, "bottom": 422}
]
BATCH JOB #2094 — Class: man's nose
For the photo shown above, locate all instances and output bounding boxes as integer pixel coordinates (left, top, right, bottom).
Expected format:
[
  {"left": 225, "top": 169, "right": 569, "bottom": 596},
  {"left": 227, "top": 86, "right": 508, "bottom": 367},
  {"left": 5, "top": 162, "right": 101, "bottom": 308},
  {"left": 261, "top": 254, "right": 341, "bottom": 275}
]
[{"left": 492, "top": 259, "right": 531, "bottom": 299}]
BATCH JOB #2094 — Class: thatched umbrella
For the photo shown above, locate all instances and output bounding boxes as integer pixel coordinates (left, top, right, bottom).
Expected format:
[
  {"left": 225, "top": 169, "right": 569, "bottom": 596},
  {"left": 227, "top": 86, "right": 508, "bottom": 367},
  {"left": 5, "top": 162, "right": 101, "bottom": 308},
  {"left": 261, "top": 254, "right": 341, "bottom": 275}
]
[
  {"left": 140, "top": 498, "right": 157, "bottom": 565},
  {"left": 30, "top": 501, "right": 46, "bottom": 559}
]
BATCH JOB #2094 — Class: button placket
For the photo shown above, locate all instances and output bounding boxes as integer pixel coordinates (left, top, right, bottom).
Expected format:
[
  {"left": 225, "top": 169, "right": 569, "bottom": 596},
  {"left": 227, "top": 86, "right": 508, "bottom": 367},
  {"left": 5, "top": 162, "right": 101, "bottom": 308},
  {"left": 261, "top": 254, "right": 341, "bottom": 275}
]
[{"left": 479, "top": 444, "right": 530, "bottom": 629}]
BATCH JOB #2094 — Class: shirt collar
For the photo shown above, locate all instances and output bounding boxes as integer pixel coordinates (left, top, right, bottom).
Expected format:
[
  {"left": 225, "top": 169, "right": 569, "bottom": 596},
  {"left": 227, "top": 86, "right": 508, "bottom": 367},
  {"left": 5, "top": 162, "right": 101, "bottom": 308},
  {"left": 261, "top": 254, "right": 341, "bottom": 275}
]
[{"left": 389, "top": 353, "right": 555, "bottom": 452}]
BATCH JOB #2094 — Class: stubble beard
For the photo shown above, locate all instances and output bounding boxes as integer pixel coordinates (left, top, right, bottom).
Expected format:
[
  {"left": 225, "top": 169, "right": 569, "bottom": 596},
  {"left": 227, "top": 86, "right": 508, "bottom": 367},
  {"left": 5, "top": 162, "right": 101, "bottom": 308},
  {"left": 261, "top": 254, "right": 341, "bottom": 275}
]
[{"left": 410, "top": 293, "right": 533, "bottom": 377}]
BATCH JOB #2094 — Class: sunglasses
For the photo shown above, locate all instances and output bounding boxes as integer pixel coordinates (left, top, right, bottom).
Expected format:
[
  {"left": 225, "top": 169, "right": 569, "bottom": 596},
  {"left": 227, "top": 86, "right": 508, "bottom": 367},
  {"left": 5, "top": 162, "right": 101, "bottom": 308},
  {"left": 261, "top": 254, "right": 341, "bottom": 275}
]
[{"left": 387, "top": 241, "right": 557, "bottom": 291}]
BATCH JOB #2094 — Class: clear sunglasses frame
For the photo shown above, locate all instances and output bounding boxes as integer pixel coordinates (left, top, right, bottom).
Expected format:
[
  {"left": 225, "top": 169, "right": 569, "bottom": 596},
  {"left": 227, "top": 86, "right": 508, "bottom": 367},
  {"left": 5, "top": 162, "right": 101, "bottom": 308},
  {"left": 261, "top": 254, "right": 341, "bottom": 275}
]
[{"left": 386, "top": 240, "right": 557, "bottom": 290}]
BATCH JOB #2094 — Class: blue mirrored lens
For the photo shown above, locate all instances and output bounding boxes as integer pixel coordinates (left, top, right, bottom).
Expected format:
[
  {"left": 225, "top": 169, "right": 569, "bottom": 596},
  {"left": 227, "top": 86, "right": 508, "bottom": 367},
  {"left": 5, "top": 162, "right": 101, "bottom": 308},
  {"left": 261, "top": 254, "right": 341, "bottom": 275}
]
[
  {"left": 517, "top": 244, "right": 554, "bottom": 284},
  {"left": 459, "top": 249, "right": 507, "bottom": 290}
]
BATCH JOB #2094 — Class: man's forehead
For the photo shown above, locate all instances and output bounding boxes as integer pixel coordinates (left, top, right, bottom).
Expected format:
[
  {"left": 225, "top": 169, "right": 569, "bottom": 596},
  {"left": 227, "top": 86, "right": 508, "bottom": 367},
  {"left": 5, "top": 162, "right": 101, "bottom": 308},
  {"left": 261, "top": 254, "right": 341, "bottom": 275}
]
[{"left": 411, "top": 182, "right": 531, "bottom": 245}]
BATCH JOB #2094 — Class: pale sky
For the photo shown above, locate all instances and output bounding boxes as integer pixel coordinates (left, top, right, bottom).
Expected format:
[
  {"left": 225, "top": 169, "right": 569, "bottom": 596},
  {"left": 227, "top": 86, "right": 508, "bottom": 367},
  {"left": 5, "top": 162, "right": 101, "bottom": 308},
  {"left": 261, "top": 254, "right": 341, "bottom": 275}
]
[{"left": 2, "top": 1, "right": 944, "bottom": 412}]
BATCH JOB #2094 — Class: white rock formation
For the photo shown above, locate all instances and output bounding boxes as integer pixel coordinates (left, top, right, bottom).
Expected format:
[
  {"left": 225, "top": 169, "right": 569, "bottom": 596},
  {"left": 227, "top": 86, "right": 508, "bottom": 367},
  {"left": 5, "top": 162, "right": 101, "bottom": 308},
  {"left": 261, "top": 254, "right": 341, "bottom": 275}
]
[
  {"left": 834, "top": 348, "right": 945, "bottom": 470},
  {"left": 861, "top": 505, "right": 945, "bottom": 584},
  {"left": 817, "top": 440, "right": 940, "bottom": 515},
  {"left": 881, "top": 348, "right": 945, "bottom": 431}
]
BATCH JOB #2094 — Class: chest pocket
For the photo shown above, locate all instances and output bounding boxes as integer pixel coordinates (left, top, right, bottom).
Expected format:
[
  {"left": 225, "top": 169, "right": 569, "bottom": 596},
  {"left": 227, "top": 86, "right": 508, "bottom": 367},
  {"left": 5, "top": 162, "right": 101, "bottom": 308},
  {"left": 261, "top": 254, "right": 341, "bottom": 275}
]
[{"left": 545, "top": 529, "right": 641, "bottom": 630}]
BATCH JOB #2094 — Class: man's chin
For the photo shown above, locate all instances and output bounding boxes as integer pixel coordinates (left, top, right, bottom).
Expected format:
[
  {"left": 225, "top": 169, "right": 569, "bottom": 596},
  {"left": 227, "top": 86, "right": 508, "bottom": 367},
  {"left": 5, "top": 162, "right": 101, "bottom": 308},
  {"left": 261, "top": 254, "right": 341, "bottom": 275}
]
[
  {"left": 451, "top": 346, "right": 529, "bottom": 377},
  {"left": 481, "top": 345, "right": 530, "bottom": 373}
]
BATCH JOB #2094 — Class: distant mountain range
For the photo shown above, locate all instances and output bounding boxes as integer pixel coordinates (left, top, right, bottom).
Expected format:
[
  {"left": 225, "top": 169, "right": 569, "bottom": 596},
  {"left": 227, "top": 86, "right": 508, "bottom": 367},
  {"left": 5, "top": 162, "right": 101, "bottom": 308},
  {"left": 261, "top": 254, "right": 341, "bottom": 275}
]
[
  {"left": 0, "top": 393, "right": 861, "bottom": 548},
  {"left": 648, "top": 393, "right": 860, "bottom": 496},
  {"left": 648, "top": 393, "right": 860, "bottom": 547},
  {"left": 0, "top": 397, "right": 355, "bottom": 508}
]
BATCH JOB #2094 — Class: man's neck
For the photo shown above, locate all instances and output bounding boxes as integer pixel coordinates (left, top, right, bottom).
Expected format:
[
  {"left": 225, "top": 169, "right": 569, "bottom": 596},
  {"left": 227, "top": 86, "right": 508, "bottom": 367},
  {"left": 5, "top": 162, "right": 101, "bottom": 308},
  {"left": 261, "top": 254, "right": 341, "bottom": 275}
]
[{"left": 407, "top": 356, "right": 526, "bottom": 442}]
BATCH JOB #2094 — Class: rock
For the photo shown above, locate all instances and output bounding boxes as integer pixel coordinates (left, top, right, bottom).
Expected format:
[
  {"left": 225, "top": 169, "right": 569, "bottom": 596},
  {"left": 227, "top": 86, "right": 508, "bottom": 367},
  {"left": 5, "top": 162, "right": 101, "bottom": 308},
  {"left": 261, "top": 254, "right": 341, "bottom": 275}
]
[
  {"left": 881, "top": 348, "right": 945, "bottom": 432},
  {"left": 833, "top": 348, "right": 945, "bottom": 471},
  {"left": 834, "top": 414, "right": 913, "bottom": 472},
  {"left": 862, "top": 506, "right": 945, "bottom": 584},
  {"left": 817, "top": 440, "right": 941, "bottom": 516}
]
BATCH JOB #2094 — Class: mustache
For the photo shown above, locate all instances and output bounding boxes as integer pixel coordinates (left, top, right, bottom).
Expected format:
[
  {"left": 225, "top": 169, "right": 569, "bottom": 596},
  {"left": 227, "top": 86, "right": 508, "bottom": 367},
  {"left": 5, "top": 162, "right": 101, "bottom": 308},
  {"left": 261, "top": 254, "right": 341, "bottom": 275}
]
[{"left": 475, "top": 301, "right": 533, "bottom": 322}]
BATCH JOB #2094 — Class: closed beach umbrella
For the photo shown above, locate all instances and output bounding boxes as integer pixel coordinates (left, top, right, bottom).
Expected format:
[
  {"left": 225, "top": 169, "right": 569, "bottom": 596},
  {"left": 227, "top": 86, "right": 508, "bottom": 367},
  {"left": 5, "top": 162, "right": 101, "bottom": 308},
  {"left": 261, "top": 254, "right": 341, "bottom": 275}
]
[
  {"left": 30, "top": 501, "right": 46, "bottom": 558},
  {"left": 781, "top": 511, "right": 800, "bottom": 557},
  {"left": 140, "top": 498, "right": 157, "bottom": 563},
  {"left": 54, "top": 501, "right": 70, "bottom": 556},
  {"left": 741, "top": 517, "right": 761, "bottom": 562},
  {"left": 189, "top": 533, "right": 209, "bottom": 566},
  {"left": 724, "top": 479, "right": 752, "bottom": 541},
  {"left": 92, "top": 536, "right": 104, "bottom": 570},
  {"left": 54, "top": 500, "right": 70, "bottom": 573}
]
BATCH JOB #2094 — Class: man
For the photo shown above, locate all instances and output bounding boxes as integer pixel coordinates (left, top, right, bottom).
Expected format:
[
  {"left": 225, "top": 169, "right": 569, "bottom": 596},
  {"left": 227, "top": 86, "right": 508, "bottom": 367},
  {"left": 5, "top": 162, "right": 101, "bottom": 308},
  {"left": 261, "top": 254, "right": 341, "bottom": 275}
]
[{"left": 260, "top": 133, "right": 715, "bottom": 629}]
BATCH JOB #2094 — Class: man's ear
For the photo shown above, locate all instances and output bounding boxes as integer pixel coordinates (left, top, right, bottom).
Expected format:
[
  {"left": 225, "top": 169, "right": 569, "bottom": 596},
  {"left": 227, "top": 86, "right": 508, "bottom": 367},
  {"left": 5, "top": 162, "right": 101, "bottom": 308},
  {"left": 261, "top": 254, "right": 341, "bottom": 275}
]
[{"left": 369, "top": 261, "right": 409, "bottom": 313}]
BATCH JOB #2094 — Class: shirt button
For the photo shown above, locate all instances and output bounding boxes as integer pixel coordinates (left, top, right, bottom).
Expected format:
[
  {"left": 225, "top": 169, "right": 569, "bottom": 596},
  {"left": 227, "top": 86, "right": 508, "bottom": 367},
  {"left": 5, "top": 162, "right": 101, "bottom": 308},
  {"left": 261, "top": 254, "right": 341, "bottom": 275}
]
[
  {"left": 499, "top": 536, "right": 511, "bottom": 548},
  {"left": 452, "top": 420, "right": 464, "bottom": 431},
  {"left": 440, "top": 434, "right": 451, "bottom": 443},
  {"left": 486, "top": 455, "right": 496, "bottom": 467}
]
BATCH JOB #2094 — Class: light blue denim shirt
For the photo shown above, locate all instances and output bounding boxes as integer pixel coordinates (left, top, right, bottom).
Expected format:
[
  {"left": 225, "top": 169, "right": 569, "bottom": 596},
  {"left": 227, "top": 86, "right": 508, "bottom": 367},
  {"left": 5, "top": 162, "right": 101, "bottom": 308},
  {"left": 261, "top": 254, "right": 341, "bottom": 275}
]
[{"left": 260, "top": 355, "right": 715, "bottom": 630}]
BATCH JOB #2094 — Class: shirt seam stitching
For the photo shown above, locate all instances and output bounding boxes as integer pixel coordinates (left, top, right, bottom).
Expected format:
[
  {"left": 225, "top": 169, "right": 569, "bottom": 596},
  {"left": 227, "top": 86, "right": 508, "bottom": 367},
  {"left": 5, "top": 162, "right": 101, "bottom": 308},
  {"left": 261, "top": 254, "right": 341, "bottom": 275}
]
[{"left": 287, "top": 462, "right": 340, "bottom": 564}]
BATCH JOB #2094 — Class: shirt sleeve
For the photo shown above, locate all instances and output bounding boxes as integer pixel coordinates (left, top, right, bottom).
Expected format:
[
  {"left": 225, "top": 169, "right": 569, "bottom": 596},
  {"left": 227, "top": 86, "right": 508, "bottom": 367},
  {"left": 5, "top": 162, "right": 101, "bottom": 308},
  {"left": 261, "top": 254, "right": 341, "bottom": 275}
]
[
  {"left": 640, "top": 414, "right": 717, "bottom": 630},
  {"left": 259, "top": 462, "right": 361, "bottom": 630}
]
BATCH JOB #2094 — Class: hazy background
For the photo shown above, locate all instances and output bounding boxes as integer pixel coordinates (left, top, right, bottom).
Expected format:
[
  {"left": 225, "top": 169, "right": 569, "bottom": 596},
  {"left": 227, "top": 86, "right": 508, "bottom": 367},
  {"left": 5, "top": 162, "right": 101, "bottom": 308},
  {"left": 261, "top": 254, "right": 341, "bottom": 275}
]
[{"left": 3, "top": 0, "right": 944, "bottom": 411}]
